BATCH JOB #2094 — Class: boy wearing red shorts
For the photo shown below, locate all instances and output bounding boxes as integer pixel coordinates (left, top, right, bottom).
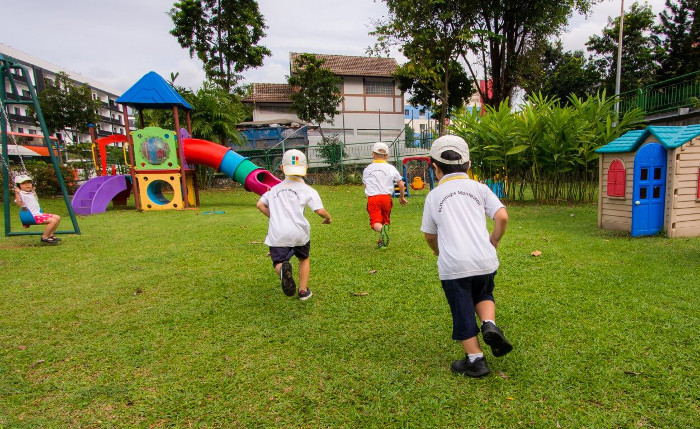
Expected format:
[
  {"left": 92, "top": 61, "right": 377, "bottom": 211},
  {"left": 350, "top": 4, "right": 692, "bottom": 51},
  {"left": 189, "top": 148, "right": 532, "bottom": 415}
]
[{"left": 362, "top": 142, "right": 407, "bottom": 249}]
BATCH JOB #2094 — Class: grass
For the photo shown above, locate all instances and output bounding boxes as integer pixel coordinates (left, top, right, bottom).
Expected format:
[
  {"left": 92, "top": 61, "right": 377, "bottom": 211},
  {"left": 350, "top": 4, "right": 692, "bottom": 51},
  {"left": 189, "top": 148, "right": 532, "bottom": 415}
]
[{"left": 1, "top": 186, "right": 699, "bottom": 427}]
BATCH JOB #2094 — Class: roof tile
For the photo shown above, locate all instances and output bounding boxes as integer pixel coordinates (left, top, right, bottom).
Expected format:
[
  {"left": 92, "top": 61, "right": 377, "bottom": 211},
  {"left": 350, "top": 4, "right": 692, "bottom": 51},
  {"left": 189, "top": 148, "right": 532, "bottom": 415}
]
[
  {"left": 290, "top": 53, "right": 397, "bottom": 77},
  {"left": 242, "top": 83, "right": 295, "bottom": 103}
]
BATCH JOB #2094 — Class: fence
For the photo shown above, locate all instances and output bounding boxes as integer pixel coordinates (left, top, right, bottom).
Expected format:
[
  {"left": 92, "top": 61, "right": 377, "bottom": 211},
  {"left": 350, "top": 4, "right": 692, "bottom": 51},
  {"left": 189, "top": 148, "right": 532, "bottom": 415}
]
[
  {"left": 619, "top": 70, "right": 700, "bottom": 115},
  {"left": 235, "top": 128, "right": 436, "bottom": 179}
]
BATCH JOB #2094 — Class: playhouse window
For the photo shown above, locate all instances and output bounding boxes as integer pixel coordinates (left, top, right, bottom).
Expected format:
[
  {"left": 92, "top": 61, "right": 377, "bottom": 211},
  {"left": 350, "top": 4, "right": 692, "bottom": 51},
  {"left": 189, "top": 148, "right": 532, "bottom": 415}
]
[{"left": 607, "top": 159, "right": 626, "bottom": 197}]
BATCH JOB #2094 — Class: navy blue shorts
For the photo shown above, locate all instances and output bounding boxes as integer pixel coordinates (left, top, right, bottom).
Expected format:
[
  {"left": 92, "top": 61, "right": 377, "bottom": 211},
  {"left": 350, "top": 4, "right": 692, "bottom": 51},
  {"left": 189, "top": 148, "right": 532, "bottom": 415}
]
[
  {"left": 269, "top": 241, "right": 311, "bottom": 266},
  {"left": 441, "top": 272, "right": 496, "bottom": 341}
]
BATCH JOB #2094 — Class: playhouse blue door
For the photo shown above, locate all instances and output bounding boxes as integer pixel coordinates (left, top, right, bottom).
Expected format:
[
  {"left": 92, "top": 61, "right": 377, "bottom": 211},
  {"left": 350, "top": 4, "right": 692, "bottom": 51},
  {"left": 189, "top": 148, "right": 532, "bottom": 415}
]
[{"left": 631, "top": 143, "right": 666, "bottom": 237}]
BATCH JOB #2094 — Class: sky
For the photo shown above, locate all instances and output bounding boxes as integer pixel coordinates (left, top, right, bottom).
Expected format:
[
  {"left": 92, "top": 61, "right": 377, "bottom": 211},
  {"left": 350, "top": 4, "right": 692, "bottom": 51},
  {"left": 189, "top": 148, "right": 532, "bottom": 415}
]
[{"left": 0, "top": 0, "right": 669, "bottom": 94}]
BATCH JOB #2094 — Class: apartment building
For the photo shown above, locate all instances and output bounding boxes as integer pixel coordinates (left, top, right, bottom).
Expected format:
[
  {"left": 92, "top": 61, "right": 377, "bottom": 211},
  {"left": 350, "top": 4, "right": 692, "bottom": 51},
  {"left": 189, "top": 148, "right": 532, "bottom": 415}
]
[{"left": 0, "top": 43, "right": 127, "bottom": 145}]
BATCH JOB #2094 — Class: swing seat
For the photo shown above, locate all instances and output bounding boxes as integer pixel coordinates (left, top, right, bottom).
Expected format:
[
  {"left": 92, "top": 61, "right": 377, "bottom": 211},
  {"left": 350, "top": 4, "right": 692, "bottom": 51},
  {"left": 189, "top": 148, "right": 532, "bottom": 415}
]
[
  {"left": 19, "top": 207, "right": 37, "bottom": 226},
  {"left": 410, "top": 176, "right": 425, "bottom": 190}
]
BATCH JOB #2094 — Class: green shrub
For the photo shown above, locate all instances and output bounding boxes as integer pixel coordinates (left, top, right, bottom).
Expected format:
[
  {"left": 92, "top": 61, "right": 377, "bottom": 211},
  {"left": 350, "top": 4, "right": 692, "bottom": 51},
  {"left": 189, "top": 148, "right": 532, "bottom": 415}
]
[{"left": 22, "top": 160, "right": 77, "bottom": 197}]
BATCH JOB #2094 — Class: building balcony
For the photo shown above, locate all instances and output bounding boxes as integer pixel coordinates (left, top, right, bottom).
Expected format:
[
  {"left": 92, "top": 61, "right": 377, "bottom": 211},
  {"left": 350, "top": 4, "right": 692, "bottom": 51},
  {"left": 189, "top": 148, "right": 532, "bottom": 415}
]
[{"left": 8, "top": 113, "right": 36, "bottom": 125}]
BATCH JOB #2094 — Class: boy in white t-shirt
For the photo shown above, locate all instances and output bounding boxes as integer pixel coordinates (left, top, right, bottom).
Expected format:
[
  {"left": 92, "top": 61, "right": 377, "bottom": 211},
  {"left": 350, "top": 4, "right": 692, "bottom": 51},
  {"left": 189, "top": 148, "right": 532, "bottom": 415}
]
[
  {"left": 420, "top": 135, "right": 512, "bottom": 377},
  {"left": 362, "top": 142, "right": 407, "bottom": 249},
  {"left": 257, "top": 149, "right": 331, "bottom": 300}
]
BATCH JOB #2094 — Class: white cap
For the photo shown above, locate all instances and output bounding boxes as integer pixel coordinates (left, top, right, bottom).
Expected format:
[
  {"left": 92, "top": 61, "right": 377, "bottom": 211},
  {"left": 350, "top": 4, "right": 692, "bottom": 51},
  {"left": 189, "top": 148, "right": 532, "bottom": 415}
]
[
  {"left": 281, "top": 149, "right": 308, "bottom": 176},
  {"left": 14, "top": 174, "right": 32, "bottom": 185},
  {"left": 429, "top": 135, "right": 470, "bottom": 165},
  {"left": 371, "top": 142, "right": 389, "bottom": 155}
]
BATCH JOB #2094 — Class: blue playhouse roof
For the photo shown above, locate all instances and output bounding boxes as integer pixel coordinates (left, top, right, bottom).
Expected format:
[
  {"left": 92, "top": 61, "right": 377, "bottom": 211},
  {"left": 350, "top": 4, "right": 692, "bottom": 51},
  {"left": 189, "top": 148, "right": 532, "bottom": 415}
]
[
  {"left": 596, "top": 125, "right": 700, "bottom": 153},
  {"left": 116, "top": 71, "right": 192, "bottom": 110}
]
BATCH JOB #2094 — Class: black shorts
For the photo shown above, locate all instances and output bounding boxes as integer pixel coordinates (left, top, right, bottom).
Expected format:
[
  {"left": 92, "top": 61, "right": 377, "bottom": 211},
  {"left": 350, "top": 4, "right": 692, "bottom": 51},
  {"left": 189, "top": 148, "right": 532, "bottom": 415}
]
[
  {"left": 441, "top": 272, "right": 496, "bottom": 341},
  {"left": 269, "top": 241, "right": 311, "bottom": 266}
]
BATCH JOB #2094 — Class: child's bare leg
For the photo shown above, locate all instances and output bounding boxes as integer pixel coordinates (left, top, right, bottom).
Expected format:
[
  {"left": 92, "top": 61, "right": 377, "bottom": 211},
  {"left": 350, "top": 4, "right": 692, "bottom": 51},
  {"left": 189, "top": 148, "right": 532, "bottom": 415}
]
[
  {"left": 298, "top": 258, "right": 310, "bottom": 291},
  {"left": 475, "top": 300, "right": 496, "bottom": 324},
  {"left": 43, "top": 216, "right": 61, "bottom": 238},
  {"left": 274, "top": 262, "right": 283, "bottom": 275},
  {"left": 372, "top": 222, "right": 383, "bottom": 232},
  {"left": 460, "top": 336, "right": 483, "bottom": 355}
]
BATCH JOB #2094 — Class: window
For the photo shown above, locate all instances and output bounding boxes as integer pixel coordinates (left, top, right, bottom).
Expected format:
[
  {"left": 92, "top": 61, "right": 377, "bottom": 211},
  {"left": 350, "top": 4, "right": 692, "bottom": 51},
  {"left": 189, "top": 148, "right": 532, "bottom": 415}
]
[
  {"left": 404, "top": 109, "right": 410, "bottom": 116},
  {"left": 28, "top": 129, "right": 36, "bottom": 135},
  {"left": 365, "top": 80, "right": 394, "bottom": 95},
  {"left": 420, "top": 124, "right": 426, "bottom": 132},
  {"left": 14, "top": 107, "right": 21, "bottom": 115},
  {"left": 607, "top": 159, "right": 626, "bottom": 197},
  {"left": 17, "top": 127, "right": 24, "bottom": 133}
]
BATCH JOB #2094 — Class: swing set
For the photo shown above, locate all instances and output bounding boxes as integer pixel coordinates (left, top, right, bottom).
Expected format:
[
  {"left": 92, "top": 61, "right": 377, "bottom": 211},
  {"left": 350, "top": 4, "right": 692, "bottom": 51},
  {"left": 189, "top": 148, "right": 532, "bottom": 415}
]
[{"left": 1, "top": 53, "right": 80, "bottom": 237}]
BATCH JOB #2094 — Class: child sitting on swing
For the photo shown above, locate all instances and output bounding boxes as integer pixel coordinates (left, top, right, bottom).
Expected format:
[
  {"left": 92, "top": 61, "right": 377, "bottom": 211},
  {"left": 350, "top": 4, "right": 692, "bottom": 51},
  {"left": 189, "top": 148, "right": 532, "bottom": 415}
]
[{"left": 14, "top": 175, "right": 61, "bottom": 244}]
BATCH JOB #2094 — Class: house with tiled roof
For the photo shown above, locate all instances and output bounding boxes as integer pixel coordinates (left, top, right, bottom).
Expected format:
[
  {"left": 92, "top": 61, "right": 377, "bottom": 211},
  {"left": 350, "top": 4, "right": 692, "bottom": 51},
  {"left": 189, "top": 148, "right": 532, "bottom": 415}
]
[
  {"left": 243, "top": 53, "right": 404, "bottom": 144},
  {"left": 596, "top": 125, "right": 700, "bottom": 237}
]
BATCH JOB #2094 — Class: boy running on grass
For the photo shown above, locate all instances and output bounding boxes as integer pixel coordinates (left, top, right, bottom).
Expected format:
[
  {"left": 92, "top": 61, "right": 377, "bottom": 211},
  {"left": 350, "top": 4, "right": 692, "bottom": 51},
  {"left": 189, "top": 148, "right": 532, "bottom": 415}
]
[
  {"left": 362, "top": 142, "right": 407, "bottom": 249},
  {"left": 421, "top": 135, "right": 512, "bottom": 377},
  {"left": 257, "top": 149, "right": 331, "bottom": 300}
]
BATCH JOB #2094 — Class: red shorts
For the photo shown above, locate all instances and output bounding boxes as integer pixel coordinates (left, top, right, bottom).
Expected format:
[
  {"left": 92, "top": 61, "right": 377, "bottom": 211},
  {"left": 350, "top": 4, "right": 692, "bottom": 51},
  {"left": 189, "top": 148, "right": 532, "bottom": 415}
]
[{"left": 367, "top": 194, "right": 393, "bottom": 227}]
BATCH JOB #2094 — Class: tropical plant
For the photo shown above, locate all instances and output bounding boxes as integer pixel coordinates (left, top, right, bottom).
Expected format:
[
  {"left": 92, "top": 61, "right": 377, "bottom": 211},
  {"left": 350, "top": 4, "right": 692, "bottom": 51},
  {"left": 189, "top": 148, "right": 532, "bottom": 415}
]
[{"left": 450, "top": 91, "right": 645, "bottom": 202}]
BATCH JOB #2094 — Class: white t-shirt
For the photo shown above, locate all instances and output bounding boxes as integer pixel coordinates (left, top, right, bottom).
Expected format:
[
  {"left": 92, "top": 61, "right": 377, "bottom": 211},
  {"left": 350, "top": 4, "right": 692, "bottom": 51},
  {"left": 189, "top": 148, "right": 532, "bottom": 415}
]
[
  {"left": 18, "top": 191, "right": 42, "bottom": 215},
  {"left": 259, "top": 177, "right": 324, "bottom": 247},
  {"left": 362, "top": 160, "right": 403, "bottom": 196},
  {"left": 420, "top": 173, "right": 505, "bottom": 280}
]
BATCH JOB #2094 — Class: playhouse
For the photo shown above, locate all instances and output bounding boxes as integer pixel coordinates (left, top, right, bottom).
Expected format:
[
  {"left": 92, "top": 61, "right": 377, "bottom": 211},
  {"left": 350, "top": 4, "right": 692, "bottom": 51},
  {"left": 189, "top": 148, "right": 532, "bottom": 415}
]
[{"left": 596, "top": 125, "right": 700, "bottom": 237}]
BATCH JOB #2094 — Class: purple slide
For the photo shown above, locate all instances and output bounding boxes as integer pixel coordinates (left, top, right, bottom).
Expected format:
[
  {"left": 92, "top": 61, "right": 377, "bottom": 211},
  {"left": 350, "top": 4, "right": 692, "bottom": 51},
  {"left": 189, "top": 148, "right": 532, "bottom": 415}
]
[{"left": 71, "top": 175, "right": 131, "bottom": 215}]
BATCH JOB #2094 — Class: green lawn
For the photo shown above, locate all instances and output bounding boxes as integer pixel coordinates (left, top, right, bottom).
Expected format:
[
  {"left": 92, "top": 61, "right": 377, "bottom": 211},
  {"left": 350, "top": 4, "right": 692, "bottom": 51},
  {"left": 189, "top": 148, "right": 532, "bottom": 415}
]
[{"left": 1, "top": 186, "right": 699, "bottom": 427}]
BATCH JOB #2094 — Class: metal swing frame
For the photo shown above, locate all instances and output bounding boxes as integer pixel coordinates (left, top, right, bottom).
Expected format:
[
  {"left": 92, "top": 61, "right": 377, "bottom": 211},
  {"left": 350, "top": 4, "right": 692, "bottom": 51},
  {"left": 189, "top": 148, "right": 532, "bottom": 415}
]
[{"left": 1, "top": 53, "right": 80, "bottom": 237}]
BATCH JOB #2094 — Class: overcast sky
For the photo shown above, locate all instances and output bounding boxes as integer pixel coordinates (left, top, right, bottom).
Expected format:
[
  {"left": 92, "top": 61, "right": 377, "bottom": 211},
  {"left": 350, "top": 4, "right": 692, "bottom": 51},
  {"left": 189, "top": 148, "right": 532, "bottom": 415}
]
[{"left": 1, "top": 0, "right": 669, "bottom": 94}]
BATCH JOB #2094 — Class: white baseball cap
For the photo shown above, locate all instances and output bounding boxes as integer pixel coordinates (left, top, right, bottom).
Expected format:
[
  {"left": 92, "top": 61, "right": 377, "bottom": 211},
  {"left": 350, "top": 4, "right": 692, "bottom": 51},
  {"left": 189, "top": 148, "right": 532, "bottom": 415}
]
[
  {"left": 281, "top": 149, "right": 308, "bottom": 176},
  {"left": 14, "top": 174, "right": 32, "bottom": 185},
  {"left": 429, "top": 135, "right": 470, "bottom": 164},
  {"left": 371, "top": 142, "right": 389, "bottom": 155}
]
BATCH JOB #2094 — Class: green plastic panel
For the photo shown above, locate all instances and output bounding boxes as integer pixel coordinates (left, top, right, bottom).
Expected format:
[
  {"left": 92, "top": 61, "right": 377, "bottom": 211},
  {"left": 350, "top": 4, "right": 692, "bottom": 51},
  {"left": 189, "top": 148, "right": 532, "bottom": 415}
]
[{"left": 132, "top": 127, "right": 180, "bottom": 171}]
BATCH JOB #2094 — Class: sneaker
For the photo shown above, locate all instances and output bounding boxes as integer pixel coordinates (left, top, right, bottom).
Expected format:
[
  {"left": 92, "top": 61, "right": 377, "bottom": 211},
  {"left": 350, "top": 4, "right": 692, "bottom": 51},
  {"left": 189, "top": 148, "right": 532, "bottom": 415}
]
[
  {"left": 298, "top": 288, "right": 313, "bottom": 301},
  {"left": 280, "top": 261, "right": 297, "bottom": 296},
  {"left": 481, "top": 321, "right": 513, "bottom": 357},
  {"left": 377, "top": 239, "right": 387, "bottom": 250},
  {"left": 451, "top": 356, "right": 490, "bottom": 377},
  {"left": 380, "top": 224, "right": 390, "bottom": 247}
]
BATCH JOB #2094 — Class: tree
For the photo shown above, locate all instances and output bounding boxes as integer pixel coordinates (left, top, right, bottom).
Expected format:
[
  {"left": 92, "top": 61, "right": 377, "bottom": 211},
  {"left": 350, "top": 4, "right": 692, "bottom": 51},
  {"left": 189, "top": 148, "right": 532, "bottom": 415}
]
[
  {"left": 29, "top": 71, "right": 101, "bottom": 141},
  {"left": 461, "top": 1, "right": 594, "bottom": 108},
  {"left": 652, "top": 0, "right": 700, "bottom": 81},
  {"left": 394, "top": 59, "right": 473, "bottom": 124},
  {"left": 371, "top": 0, "right": 472, "bottom": 134},
  {"left": 586, "top": 1, "right": 659, "bottom": 94},
  {"left": 519, "top": 40, "right": 601, "bottom": 102},
  {"left": 169, "top": 0, "right": 271, "bottom": 92},
  {"left": 287, "top": 53, "right": 343, "bottom": 135}
]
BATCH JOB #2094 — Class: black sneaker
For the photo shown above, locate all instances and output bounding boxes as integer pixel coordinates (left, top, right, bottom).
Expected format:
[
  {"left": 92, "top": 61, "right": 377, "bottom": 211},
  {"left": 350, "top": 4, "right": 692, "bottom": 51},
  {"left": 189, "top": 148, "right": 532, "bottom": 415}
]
[
  {"left": 298, "top": 288, "right": 313, "bottom": 301},
  {"left": 280, "top": 261, "right": 296, "bottom": 296},
  {"left": 451, "top": 356, "right": 490, "bottom": 377},
  {"left": 481, "top": 321, "right": 513, "bottom": 357}
]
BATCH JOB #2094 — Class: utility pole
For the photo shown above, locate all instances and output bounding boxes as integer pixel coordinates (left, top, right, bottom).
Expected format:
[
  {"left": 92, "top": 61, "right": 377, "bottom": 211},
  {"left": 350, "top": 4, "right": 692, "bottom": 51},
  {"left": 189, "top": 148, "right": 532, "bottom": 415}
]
[{"left": 614, "top": 0, "right": 625, "bottom": 124}]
